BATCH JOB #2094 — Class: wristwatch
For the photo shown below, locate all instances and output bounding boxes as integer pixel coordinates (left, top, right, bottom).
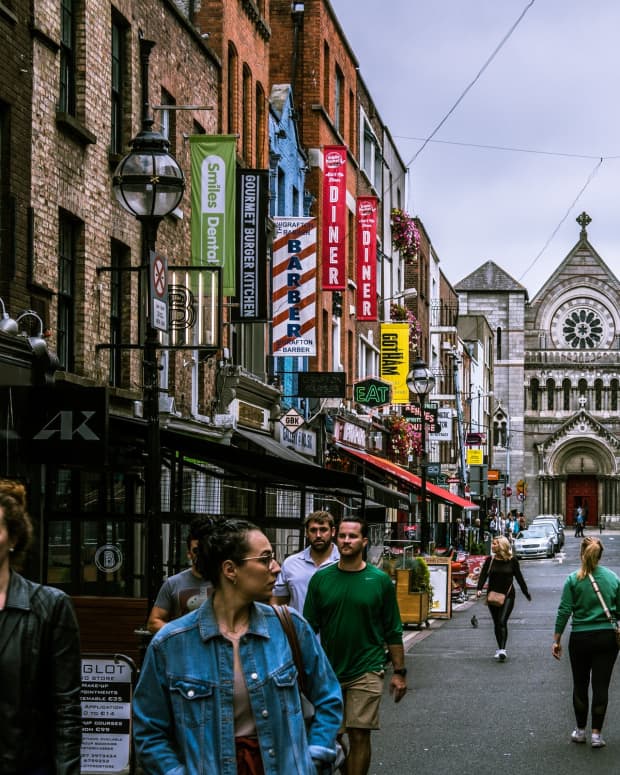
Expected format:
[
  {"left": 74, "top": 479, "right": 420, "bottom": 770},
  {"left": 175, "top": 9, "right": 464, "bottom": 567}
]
[{"left": 393, "top": 668, "right": 407, "bottom": 676}]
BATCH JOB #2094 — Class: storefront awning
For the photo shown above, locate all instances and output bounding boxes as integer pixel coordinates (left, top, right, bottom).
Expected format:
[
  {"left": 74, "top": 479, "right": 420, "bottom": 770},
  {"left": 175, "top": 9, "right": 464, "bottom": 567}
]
[
  {"left": 337, "top": 444, "right": 479, "bottom": 510},
  {"left": 160, "top": 427, "right": 364, "bottom": 494}
]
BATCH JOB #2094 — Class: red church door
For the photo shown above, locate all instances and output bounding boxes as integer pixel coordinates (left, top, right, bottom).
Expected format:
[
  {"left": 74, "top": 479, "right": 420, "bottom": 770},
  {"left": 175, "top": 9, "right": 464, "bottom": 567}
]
[{"left": 565, "top": 476, "right": 597, "bottom": 527}]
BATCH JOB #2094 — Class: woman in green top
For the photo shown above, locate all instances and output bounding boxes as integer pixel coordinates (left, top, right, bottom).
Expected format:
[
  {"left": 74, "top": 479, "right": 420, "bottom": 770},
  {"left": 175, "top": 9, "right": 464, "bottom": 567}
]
[{"left": 553, "top": 536, "right": 620, "bottom": 748}]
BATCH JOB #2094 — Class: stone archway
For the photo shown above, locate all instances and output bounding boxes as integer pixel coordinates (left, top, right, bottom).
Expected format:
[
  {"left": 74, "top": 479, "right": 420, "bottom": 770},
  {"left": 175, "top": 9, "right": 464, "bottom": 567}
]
[{"left": 543, "top": 436, "right": 613, "bottom": 523}]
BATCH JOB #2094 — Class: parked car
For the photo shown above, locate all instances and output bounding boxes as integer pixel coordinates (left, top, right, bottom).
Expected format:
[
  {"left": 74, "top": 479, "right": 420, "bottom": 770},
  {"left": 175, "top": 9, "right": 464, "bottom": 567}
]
[
  {"left": 514, "top": 526, "right": 555, "bottom": 559},
  {"left": 532, "top": 516, "right": 565, "bottom": 549}
]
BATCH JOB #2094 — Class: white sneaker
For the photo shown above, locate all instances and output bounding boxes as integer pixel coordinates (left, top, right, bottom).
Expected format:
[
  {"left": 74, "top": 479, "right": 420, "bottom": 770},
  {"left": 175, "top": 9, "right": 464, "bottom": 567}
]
[
  {"left": 571, "top": 728, "right": 586, "bottom": 744},
  {"left": 591, "top": 734, "right": 606, "bottom": 748},
  {"left": 498, "top": 649, "right": 507, "bottom": 661},
  {"left": 494, "top": 650, "right": 501, "bottom": 660}
]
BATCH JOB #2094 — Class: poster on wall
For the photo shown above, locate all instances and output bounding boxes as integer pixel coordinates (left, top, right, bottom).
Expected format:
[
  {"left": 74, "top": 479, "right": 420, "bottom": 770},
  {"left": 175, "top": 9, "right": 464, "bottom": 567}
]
[
  {"left": 272, "top": 217, "right": 317, "bottom": 356},
  {"left": 321, "top": 145, "right": 347, "bottom": 290}
]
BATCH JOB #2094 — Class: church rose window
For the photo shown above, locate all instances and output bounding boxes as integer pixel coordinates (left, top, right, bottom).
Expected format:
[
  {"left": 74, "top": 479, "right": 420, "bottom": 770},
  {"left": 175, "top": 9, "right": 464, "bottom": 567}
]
[{"left": 562, "top": 308, "right": 603, "bottom": 349}]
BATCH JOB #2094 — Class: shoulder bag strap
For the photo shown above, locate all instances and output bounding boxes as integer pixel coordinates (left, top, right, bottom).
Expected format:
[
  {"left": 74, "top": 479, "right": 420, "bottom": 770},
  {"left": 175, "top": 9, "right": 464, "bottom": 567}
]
[
  {"left": 588, "top": 573, "right": 615, "bottom": 624},
  {"left": 271, "top": 604, "right": 307, "bottom": 695}
]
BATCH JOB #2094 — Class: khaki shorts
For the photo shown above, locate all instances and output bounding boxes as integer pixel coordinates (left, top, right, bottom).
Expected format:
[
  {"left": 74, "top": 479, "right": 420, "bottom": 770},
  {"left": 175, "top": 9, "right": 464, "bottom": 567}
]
[{"left": 340, "top": 670, "right": 385, "bottom": 730}]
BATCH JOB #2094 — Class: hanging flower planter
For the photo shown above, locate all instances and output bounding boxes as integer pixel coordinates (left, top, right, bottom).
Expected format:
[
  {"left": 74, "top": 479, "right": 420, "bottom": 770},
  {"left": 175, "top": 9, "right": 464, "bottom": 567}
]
[
  {"left": 390, "top": 304, "right": 423, "bottom": 352},
  {"left": 386, "top": 415, "right": 422, "bottom": 464},
  {"left": 390, "top": 208, "right": 420, "bottom": 264}
]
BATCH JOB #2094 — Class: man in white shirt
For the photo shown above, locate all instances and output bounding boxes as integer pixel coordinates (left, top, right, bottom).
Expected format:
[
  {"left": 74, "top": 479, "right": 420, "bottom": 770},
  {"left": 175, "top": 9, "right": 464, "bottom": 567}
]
[{"left": 271, "top": 510, "right": 339, "bottom": 612}]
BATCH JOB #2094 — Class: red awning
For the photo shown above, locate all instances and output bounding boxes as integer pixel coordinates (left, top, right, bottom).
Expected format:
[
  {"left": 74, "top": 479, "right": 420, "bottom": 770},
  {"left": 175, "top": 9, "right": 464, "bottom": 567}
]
[{"left": 337, "top": 444, "right": 479, "bottom": 511}]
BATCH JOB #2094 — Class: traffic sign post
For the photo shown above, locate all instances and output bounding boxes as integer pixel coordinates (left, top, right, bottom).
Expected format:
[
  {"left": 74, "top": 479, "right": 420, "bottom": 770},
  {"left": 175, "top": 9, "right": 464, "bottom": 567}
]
[{"left": 149, "top": 251, "right": 168, "bottom": 333}]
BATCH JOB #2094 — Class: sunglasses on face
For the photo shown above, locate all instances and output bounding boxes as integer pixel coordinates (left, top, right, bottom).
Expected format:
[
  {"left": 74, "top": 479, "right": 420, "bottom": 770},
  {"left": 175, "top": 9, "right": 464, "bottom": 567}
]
[{"left": 239, "top": 551, "right": 278, "bottom": 567}]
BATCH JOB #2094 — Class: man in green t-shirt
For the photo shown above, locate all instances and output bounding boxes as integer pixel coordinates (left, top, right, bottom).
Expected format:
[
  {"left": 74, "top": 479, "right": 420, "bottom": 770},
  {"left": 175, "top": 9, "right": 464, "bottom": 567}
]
[{"left": 304, "top": 518, "right": 407, "bottom": 775}]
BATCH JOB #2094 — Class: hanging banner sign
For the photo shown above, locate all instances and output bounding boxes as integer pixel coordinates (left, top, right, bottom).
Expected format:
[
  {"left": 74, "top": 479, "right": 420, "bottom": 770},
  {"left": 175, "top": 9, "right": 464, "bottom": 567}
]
[
  {"left": 356, "top": 196, "right": 378, "bottom": 320},
  {"left": 272, "top": 218, "right": 317, "bottom": 356},
  {"left": 380, "top": 323, "right": 409, "bottom": 404},
  {"left": 233, "top": 169, "right": 268, "bottom": 321},
  {"left": 189, "top": 134, "right": 237, "bottom": 296},
  {"left": 321, "top": 145, "right": 347, "bottom": 290}
]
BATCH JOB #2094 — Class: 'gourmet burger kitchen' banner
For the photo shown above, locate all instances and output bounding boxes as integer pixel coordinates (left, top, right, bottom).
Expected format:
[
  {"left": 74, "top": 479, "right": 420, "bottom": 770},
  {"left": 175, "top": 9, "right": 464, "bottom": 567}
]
[
  {"left": 190, "top": 135, "right": 237, "bottom": 296},
  {"left": 356, "top": 196, "right": 378, "bottom": 321},
  {"left": 233, "top": 169, "right": 269, "bottom": 321},
  {"left": 321, "top": 145, "right": 347, "bottom": 291}
]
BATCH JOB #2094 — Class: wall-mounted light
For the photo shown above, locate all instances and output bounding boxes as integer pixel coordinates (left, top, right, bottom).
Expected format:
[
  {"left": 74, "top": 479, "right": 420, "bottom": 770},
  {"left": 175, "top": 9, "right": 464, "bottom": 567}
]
[
  {"left": 0, "top": 297, "right": 18, "bottom": 334},
  {"left": 15, "top": 310, "right": 48, "bottom": 355}
]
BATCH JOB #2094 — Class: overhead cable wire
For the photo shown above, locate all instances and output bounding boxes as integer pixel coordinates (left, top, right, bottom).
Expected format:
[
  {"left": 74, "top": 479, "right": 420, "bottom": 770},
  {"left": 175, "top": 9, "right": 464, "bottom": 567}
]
[
  {"left": 517, "top": 157, "right": 603, "bottom": 282},
  {"left": 405, "top": 0, "right": 537, "bottom": 168},
  {"left": 393, "top": 135, "right": 619, "bottom": 161}
]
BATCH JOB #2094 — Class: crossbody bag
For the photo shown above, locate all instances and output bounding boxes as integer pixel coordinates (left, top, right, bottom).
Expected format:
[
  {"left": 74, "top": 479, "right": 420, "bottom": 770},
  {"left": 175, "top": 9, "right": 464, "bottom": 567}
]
[{"left": 587, "top": 573, "right": 620, "bottom": 647}]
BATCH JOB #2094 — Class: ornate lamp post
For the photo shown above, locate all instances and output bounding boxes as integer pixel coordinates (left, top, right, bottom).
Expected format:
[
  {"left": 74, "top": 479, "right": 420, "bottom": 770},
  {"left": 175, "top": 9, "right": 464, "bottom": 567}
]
[
  {"left": 112, "top": 38, "right": 185, "bottom": 609},
  {"left": 407, "top": 358, "right": 436, "bottom": 551}
]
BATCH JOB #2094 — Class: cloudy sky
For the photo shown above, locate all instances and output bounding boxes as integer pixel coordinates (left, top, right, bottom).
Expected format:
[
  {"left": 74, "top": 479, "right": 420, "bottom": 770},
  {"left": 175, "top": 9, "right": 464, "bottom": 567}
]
[{"left": 329, "top": 0, "right": 620, "bottom": 297}]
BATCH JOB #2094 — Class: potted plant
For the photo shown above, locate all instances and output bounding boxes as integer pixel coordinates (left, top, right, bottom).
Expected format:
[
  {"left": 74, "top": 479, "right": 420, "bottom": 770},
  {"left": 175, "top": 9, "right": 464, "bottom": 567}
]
[
  {"left": 396, "top": 557, "right": 432, "bottom": 628},
  {"left": 390, "top": 208, "right": 420, "bottom": 264}
]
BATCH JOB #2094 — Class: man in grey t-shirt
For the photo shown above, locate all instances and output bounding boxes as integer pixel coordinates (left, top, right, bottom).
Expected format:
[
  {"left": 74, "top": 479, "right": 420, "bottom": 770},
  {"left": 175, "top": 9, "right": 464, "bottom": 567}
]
[{"left": 147, "top": 518, "right": 213, "bottom": 633}]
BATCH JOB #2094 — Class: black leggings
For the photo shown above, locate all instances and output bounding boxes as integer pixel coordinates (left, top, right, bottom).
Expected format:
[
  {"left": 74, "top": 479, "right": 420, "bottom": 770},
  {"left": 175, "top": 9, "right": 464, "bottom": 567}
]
[
  {"left": 488, "top": 594, "right": 515, "bottom": 649},
  {"left": 568, "top": 630, "right": 618, "bottom": 730}
]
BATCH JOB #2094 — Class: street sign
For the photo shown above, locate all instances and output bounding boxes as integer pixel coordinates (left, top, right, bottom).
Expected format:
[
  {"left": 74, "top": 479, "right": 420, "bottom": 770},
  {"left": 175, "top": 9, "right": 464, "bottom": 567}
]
[
  {"left": 279, "top": 408, "right": 304, "bottom": 431},
  {"left": 149, "top": 251, "right": 168, "bottom": 333},
  {"left": 503, "top": 486, "right": 513, "bottom": 497},
  {"left": 517, "top": 492, "right": 525, "bottom": 502}
]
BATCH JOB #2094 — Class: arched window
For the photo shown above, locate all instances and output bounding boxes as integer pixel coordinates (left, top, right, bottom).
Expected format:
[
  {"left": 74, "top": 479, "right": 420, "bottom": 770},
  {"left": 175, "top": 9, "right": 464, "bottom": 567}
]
[
  {"left": 562, "top": 379, "right": 571, "bottom": 411},
  {"left": 595, "top": 379, "right": 603, "bottom": 411},
  {"left": 530, "top": 378, "right": 539, "bottom": 411},
  {"left": 612, "top": 379, "right": 619, "bottom": 412},
  {"left": 493, "top": 410, "right": 508, "bottom": 447},
  {"left": 496, "top": 327, "right": 502, "bottom": 360},
  {"left": 242, "top": 64, "right": 252, "bottom": 162},
  {"left": 227, "top": 43, "right": 238, "bottom": 135},
  {"left": 578, "top": 378, "right": 588, "bottom": 409},
  {"left": 255, "top": 82, "right": 265, "bottom": 168},
  {"left": 546, "top": 378, "right": 555, "bottom": 410}
]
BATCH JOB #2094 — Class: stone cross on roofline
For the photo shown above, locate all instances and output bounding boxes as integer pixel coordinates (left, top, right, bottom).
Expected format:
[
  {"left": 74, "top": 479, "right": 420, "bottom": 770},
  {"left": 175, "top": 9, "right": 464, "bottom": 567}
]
[{"left": 577, "top": 211, "right": 591, "bottom": 239}]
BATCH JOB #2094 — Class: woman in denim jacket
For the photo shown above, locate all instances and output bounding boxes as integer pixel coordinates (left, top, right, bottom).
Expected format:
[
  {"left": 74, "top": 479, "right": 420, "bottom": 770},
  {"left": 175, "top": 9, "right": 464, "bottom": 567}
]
[{"left": 133, "top": 517, "right": 343, "bottom": 774}]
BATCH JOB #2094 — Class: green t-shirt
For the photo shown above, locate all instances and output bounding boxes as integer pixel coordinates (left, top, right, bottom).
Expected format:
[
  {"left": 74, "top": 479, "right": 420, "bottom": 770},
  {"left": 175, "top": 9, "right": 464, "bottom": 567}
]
[{"left": 303, "top": 562, "right": 403, "bottom": 682}]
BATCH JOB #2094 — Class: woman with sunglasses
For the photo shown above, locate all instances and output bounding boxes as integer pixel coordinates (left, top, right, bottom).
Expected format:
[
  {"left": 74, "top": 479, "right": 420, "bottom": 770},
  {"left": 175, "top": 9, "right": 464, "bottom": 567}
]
[{"left": 134, "top": 517, "right": 343, "bottom": 774}]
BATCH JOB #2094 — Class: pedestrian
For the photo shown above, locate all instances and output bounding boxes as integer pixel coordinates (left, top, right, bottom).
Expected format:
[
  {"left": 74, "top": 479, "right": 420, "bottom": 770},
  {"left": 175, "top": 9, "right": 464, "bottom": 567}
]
[
  {"left": 0, "top": 479, "right": 82, "bottom": 774},
  {"left": 134, "top": 516, "right": 343, "bottom": 774},
  {"left": 271, "top": 509, "right": 339, "bottom": 612},
  {"left": 147, "top": 515, "right": 213, "bottom": 633},
  {"left": 303, "top": 517, "right": 407, "bottom": 775},
  {"left": 489, "top": 515, "right": 498, "bottom": 537},
  {"left": 552, "top": 536, "right": 620, "bottom": 748},
  {"left": 575, "top": 506, "right": 585, "bottom": 537},
  {"left": 476, "top": 535, "right": 532, "bottom": 661},
  {"left": 518, "top": 512, "right": 527, "bottom": 532}
]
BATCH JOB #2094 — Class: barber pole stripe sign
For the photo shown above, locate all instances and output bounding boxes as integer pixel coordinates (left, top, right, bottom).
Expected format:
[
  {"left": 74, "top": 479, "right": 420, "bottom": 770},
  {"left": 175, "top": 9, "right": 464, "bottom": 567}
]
[
  {"left": 272, "top": 218, "right": 317, "bottom": 357},
  {"left": 321, "top": 145, "right": 347, "bottom": 291}
]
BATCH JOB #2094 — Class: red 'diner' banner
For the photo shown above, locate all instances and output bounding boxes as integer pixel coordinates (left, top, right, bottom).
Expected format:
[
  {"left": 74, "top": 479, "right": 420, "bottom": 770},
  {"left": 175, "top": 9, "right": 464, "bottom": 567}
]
[
  {"left": 321, "top": 146, "right": 347, "bottom": 290},
  {"left": 356, "top": 196, "right": 378, "bottom": 320}
]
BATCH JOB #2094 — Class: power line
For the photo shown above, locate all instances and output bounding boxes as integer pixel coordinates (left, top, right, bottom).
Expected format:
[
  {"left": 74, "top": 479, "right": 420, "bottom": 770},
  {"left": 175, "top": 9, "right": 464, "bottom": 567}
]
[
  {"left": 405, "top": 0, "right": 537, "bottom": 169},
  {"left": 517, "top": 158, "right": 604, "bottom": 283},
  {"left": 393, "top": 135, "right": 620, "bottom": 161}
]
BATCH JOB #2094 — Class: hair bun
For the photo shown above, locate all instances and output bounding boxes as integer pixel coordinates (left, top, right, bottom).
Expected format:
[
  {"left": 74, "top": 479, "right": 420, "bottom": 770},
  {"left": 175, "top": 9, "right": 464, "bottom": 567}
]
[{"left": 0, "top": 480, "right": 27, "bottom": 508}]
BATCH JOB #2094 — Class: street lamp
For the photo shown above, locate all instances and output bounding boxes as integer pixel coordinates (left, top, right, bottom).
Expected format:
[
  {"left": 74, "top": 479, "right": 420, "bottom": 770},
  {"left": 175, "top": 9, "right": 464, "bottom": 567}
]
[
  {"left": 112, "top": 38, "right": 185, "bottom": 610},
  {"left": 407, "top": 357, "right": 436, "bottom": 551}
]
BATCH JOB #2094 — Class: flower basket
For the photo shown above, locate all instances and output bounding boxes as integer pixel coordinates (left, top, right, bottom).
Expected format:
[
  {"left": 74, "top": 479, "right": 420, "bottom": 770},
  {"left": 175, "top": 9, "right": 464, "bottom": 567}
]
[{"left": 390, "top": 208, "right": 420, "bottom": 264}]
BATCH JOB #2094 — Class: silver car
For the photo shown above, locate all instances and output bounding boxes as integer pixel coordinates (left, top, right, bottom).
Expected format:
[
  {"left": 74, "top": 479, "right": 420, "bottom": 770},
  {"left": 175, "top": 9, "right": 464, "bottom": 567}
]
[
  {"left": 514, "top": 526, "right": 555, "bottom": 559},
  {"left": 532, "top": 516, "right": 565, "bottom": 549}
]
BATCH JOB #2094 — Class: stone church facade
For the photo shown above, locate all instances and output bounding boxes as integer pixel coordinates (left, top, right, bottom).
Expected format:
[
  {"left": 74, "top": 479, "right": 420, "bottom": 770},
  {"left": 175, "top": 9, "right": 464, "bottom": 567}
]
[{"left": 456, "top": 213, "right": 620, "bottom": 527}]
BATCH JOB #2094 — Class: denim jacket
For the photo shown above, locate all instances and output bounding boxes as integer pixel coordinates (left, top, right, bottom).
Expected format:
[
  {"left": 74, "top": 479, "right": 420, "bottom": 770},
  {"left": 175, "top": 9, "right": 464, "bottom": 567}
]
[{"left": 133, "top": 599, "right": 343, "bottom": 775}]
